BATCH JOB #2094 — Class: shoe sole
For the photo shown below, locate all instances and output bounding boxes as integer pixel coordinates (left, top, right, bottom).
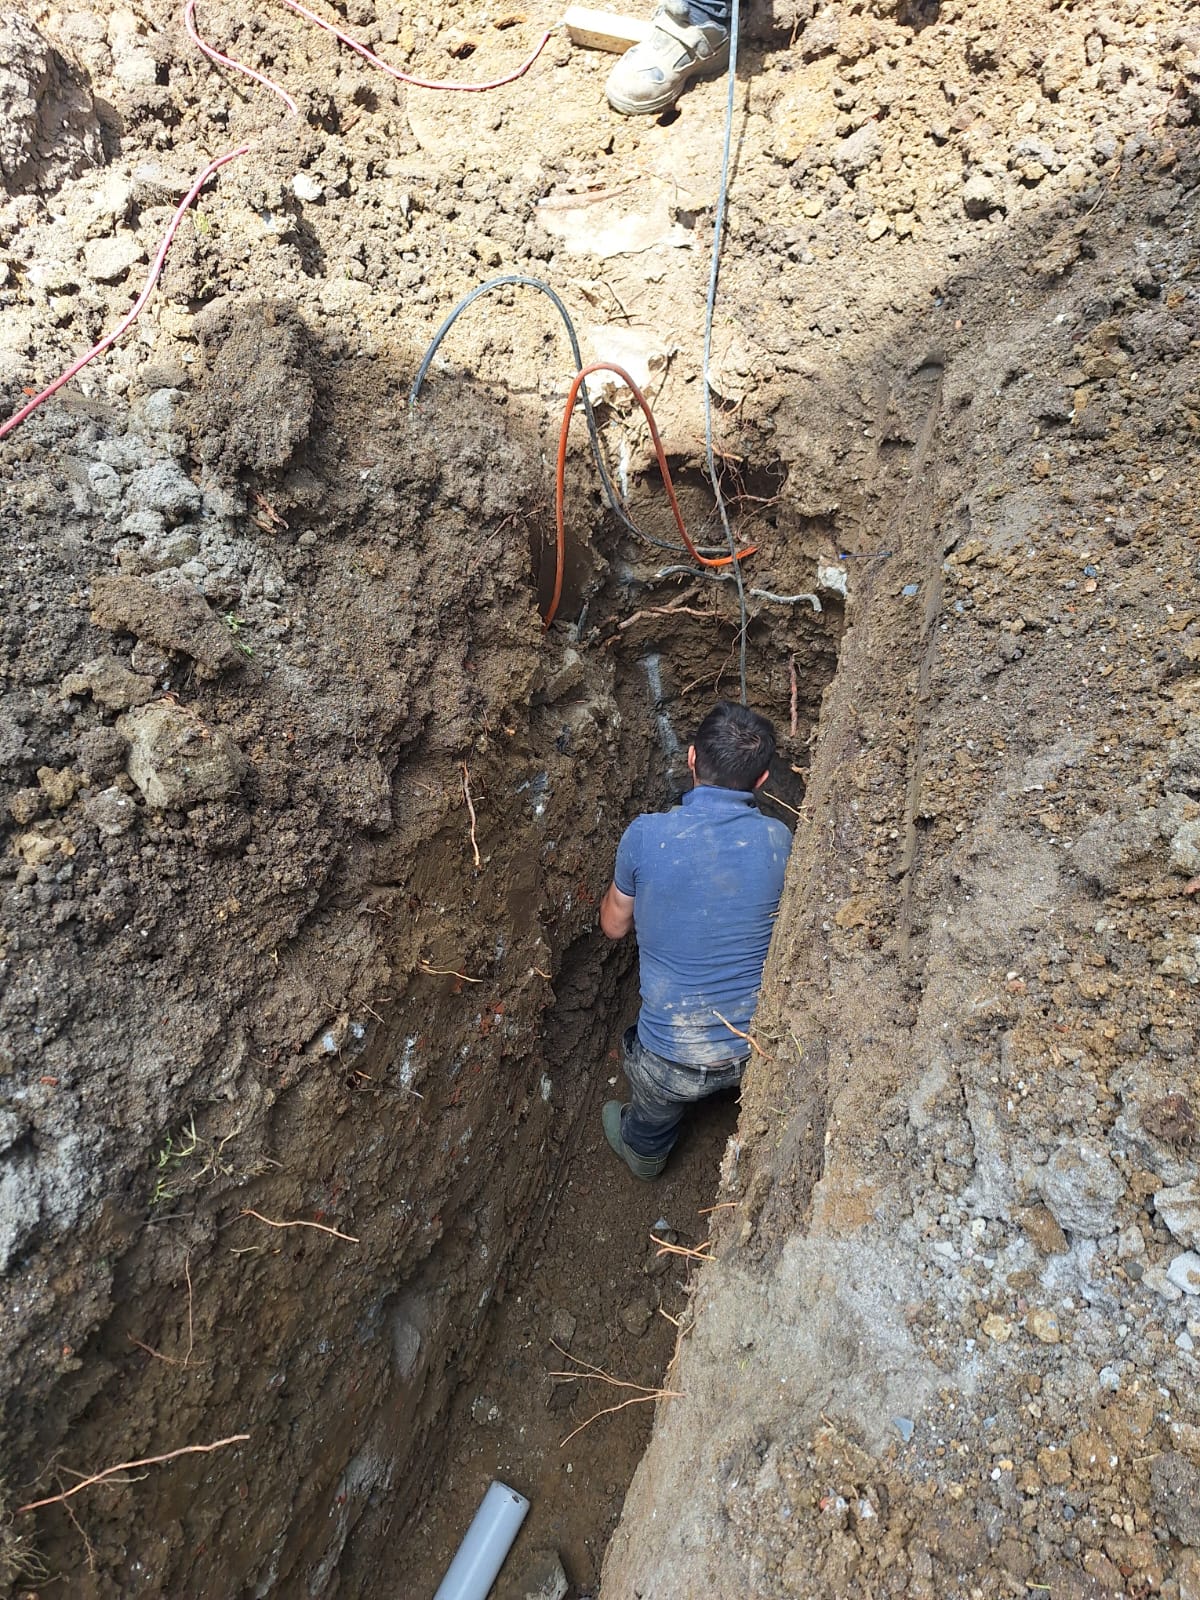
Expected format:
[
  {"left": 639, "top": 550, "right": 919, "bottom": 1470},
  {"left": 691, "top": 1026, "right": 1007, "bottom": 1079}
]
[{"left": 607, "top": 45, "right": 730, "bottom": 116}]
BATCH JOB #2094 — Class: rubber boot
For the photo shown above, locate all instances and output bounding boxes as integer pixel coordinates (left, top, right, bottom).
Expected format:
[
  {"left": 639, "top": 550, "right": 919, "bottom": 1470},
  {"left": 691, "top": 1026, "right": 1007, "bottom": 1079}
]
[{"left": 603, "top": 1101, "right": 669, "bottom": 1181}]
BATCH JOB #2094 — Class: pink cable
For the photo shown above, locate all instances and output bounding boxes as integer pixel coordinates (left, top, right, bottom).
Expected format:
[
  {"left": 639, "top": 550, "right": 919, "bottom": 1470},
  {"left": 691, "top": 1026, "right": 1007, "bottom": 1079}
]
[
  {"left": 1, "top": 0, "right": 550, "bottom": 439},
  {"left": 276, "top": 0, "right": 552, "bottom": 92},
  {"left": 184, "top": 0, "right": 299, "bottom": 115},
  {"left": 0, "top": 146, "right": 250, "bottom": 441}
]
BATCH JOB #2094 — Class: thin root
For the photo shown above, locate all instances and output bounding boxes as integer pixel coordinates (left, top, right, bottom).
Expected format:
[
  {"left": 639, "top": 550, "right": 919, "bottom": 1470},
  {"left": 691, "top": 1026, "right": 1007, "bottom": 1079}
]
[
  {"left": 127, "top": 1251, "right": 198, "bottom": 1366},
  {"left": 16, "top": 1436, "right": 250, "bottom": 1515},
  {"left": 712, "top": 1010, "right": 774, "bottom": 1062},
  {"left": 558, "top": 1390, "right": 682, "bottom": 1449},
  {"left": 760, "top": 788, "right": 802, "bottom": 819},
  {"left": 547, "top": 1339, "right": 684, "bottom": 1447},
  {"left": 239, "top": 1208, "right": 358, "bottom": 1243},
  {"left": 460, "top": 762, "right": 482, "bottom": 869},
  {"left": 419, "top": 960, "right": 483, "bottom": 984},
  {"left": 651, "top": 1233, "right": 713, "bottom": 1262}
]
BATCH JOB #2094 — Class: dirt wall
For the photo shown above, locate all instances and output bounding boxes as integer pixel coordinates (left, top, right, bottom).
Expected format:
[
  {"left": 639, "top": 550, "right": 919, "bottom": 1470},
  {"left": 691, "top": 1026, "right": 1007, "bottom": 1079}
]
[{"left": 603, "top": 18, "right": 1200, "bottom": 1597}]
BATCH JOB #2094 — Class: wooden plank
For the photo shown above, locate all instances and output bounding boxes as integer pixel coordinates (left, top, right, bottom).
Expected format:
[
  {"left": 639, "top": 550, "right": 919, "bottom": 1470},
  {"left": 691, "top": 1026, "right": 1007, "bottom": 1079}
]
[{"left": 563, "top": 5, "right": 653, "bottom": 52}]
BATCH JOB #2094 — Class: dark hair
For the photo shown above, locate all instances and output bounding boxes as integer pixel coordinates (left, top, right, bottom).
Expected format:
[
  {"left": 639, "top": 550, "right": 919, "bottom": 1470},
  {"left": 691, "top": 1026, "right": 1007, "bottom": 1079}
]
[{"left": 692, "top": 701, "right": 776, "bottom": 790}]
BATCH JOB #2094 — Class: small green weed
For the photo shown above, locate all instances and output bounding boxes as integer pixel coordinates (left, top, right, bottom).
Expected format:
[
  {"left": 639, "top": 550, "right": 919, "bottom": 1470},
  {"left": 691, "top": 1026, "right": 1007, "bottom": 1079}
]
[
  {"left": 223, "top": 614, "right": 255, "bottom": 658},
  {"left": 149, "top": 1115, "right": 239, "bottom": 1207}
]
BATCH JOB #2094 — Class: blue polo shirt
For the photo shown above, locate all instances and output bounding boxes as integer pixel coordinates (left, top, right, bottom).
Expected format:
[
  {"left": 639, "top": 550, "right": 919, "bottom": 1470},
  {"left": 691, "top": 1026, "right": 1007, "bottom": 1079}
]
[{"left": 614, "top": 785, "right": 792, "bottom": 1066}]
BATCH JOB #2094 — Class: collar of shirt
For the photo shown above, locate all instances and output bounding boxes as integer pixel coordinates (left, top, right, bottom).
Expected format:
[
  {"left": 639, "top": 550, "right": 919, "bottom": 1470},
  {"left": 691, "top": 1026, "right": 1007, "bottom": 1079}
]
[{"left": 681, "top": 784, "right": 757, "bottom": 811}]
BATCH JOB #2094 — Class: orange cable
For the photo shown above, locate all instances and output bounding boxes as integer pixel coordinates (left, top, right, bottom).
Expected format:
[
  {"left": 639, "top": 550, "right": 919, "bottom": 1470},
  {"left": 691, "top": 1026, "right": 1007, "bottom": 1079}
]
[{"left": 547, "top": 361, "right": 755, "bottom": 627}]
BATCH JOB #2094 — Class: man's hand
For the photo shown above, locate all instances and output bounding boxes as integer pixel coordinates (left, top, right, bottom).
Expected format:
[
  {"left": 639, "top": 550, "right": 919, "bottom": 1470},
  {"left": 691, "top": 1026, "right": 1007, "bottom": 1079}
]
[{"left": 599, "top": 882, "right": 634, "bottom": 940}]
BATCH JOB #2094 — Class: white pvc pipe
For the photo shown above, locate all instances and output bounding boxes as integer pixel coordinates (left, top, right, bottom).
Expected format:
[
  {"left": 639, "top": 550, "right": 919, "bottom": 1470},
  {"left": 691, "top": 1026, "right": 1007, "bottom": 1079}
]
[{"left": 433, "top": 1480, "right": 530, "bottom": 1600}]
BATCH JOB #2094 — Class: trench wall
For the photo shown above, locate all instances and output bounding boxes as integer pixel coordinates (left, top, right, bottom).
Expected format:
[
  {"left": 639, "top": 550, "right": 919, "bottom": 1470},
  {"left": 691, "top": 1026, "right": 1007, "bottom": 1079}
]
[{"left": 602, "top": 101, "right": 1200, "bottom": 1600}]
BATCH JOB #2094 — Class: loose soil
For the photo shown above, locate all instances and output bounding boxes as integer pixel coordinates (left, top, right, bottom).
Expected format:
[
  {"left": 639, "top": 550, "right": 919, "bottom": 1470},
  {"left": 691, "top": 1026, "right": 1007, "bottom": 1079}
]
[
  {"left": 1, "top": 0, "right": 1199, "bottom": 1596},
  {"left": 384, "top": 1042, "right": 740, "bottom": 1597}
]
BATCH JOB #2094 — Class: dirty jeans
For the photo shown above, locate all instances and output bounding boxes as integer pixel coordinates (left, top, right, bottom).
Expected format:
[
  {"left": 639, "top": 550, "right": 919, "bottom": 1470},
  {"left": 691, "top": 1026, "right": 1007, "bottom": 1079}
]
[
  {"left": 682, "top": 0, "right": 733, "bottom": 28},
  {"left": 619, "top": 1025, "right": 747, "bottom": 1159}
]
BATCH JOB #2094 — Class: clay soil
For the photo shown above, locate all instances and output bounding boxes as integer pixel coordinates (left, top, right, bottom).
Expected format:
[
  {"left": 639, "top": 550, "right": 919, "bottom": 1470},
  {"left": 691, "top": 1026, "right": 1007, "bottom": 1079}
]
[{"left": 2, "top": 0, "right": 1200, "bottom": 1596}]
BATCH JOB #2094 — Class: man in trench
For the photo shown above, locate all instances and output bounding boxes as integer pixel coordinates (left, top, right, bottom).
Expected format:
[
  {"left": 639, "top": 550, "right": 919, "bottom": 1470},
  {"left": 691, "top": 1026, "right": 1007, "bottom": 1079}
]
[{"left": 598, "top": 700, "right": 791, "bottom": 1179}]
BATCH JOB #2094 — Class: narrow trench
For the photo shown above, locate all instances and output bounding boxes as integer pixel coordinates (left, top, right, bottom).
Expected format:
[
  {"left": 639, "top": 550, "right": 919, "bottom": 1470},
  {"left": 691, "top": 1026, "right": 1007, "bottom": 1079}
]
[{"left": 335, "top": 473, "right": 842, "bottom": 1598}]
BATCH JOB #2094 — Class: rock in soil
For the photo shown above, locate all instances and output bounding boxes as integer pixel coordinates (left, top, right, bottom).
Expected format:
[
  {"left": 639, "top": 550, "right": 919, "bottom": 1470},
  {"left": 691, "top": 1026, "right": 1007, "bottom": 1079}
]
[{"left": 118, "top": 701, "right": 246, "bottom": 809}]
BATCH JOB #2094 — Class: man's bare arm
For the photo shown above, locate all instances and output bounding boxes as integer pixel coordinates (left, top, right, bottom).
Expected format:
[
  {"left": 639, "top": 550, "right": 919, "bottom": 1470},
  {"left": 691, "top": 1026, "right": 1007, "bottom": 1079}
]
[{"left": 599, "top": 882, "right": 635, "bottom": 940}]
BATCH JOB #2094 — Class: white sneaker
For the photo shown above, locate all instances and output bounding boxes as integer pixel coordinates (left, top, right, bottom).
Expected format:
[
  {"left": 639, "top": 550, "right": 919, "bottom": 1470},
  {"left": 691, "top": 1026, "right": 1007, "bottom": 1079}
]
[{"left": 605, "top": 5, "right": 730, "bottom": 116}]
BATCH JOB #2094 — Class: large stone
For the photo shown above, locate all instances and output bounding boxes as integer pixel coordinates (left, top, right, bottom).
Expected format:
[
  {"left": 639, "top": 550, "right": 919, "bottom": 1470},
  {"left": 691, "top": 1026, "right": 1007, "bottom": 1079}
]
[
  {"left": 0, "top": 1157, "right": 39, "bottom": 1273},
  {"left": 1017, "top": 1205, "right": 1068, "bottom": 1255},
  {"left": 962, "top": 1087, "right": 1018, "bottom": 1218},
  {"left": 0, "top": 11, "right": 103, "bottom": 195},
  {"left": 1158, "top": 934, "right": 1200, "bottom": 984},
  {"left": 118, "top": 701, "right": 246, "bottom": 810},
  {"left": 292, "top": 171, "right": 324, "bottom": 202},
  {"left": 72, "top": 170, "right": 135, "bottom": 239},
  {"left": 124, "top": 461, "right": 203, "bottom": 524},
  {"left": 1170, "top": 819, "right": 1200, "bottom": 875},
  {"left": 497, "top": 1549, "right": 569, "bottom": 1600},
  {"left": 1113, "top": 1071, "right": 1198, "bottom": 1187},
  {"left": 82, "top": 785, "right": 137, "bottom": 837},
  {"left": 61, "top": 654, "right": 155, "bottom": 712},
  {"left": 83, "top": 230, "right": 145, "bottom": 284},
  {"left": 1036, "top": 1138, "right": 1125, "bottom": 1238},
  {"left": 831, "top": 122, "right": 881, "bottom": 178},
  {"left": 90, "top": 573, "right": 247, "bottom": 679},
  {"left": 1167, "top": 1252, "right": 1200, "bottom": 1296},
  {"left": 963, "top": 171, "right": 1005, "bottom": 218},
  {"left": 1156, "top": 1182, "right": 1200, "bottom": 1249},
  {"left": 1170, "top": 722, "right": 1200, "bottom": 789},
  {"left": 1073, "top": 808, "right": 1159, "bottom": 889},
  {"left": 139, "top": 387, "right": 184, "bottom": 432}
]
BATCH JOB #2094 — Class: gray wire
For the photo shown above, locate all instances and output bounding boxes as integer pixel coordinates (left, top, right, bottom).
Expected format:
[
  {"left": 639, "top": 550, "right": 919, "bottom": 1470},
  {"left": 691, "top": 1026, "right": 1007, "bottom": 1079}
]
[
  {"left": 408, "top": 273, "right": 729, "bottom": 560},
  {"left": 654, "top": 565, "right": 822, "bottom": 610},
  {"left": 750, "top": 588, "right": 821, "bottom": 610},
  {"left": 702, "top": 0, "right": 746, "bottom": 703}
]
